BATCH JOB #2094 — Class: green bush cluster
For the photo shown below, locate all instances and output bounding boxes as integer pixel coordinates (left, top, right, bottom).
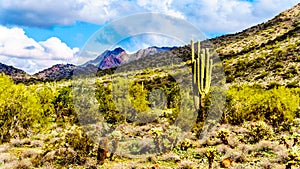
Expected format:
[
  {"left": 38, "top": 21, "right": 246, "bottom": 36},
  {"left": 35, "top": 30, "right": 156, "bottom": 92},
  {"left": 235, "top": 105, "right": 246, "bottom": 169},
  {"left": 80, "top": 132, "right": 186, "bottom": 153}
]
[
  {"left": 225, "top": 85, "right": 300, "bottom": 128},
  {"left": 0, "top": 74, "right": 44, "bottom": 142},
  {"left": 94, "top": 74, "right": 183, "bottom": 124},
  {"left": 0, "top": 74, "right": 82, "bottom": 143}
]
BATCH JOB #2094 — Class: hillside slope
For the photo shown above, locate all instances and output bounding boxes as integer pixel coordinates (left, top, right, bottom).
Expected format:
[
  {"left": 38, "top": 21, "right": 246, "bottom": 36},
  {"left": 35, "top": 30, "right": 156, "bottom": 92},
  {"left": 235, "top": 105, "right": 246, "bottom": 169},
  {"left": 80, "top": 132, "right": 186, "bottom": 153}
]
[
  {"left": 0, "top": 62, "right": 32, "bottom": 82},
  {"left": 211, "top": 3, "right": 300, "bottom": 87},
  {"left": 116, "top": 3, "right": 300, "bottom": 88}
]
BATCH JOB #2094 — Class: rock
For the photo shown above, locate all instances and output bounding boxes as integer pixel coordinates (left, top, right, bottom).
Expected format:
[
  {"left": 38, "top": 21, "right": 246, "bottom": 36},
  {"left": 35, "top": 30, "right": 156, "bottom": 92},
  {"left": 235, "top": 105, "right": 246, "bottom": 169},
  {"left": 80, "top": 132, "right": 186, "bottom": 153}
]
[{"left": 221, "top": 158, "right": 232, "bottom": 168}]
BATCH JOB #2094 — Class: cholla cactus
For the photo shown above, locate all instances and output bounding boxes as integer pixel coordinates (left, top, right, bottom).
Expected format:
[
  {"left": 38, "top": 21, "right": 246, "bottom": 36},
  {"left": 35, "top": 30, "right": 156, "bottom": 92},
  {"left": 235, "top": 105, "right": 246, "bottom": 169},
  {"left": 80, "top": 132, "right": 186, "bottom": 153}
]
[
  {"left": 216, "top": 128, "right": 230, "bottom": 145},
  {"left": 109, "top": 130, "right": 122, "bottom": 160},
  {"left": 164, "top": 125, "right": 181, "bottom": 149},
  {"left": 179, "top": 138, "right": 193, "bottom": 151},
  {"left": 286, "top": 146, "right": 300, "bottom": 169},
  {"left": 205, "top": 147, "right": 217, "bottom": 169},
  {"left": 292, "top": 133, "right": 300, "bottom": 146},
  {"left": 280, "top": 135, "right": 290, "bottom": 148},
  {"left": 149, "top": 127, "right": 164, "bottom": 152},
  {"left": 243, "top": 121, "right": 274, "bottom": 144}
]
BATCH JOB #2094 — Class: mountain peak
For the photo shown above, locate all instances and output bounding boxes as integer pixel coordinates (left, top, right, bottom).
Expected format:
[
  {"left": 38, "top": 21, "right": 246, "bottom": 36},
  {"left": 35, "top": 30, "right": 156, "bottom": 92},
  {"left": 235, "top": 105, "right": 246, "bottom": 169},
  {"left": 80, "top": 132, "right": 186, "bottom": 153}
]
[{"left": 82, "top": 46, "right": 175, "bottom": 69}]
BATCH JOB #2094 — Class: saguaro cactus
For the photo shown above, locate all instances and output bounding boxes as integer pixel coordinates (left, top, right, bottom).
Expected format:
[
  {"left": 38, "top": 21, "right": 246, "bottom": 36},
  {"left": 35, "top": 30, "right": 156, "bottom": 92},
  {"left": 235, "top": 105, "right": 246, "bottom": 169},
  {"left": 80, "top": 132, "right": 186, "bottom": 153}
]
[{"left": 191, "top": 40, "right": 213, "bottom": 116}]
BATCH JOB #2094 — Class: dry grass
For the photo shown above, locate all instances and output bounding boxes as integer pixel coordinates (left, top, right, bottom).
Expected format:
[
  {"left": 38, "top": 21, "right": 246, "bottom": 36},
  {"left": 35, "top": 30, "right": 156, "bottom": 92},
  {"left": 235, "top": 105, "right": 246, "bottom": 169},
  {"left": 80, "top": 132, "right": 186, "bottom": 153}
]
[
  {"left": 30, "top": 140, "right": 43, "bottom": 148},
  {"left": 177, "top": 160, "right": 197, "bottom": 169},
  {"left": 21, "top": 148, "right": 42, "bottom": 158},
  {"left": 161, "top": 152, "right": 180, "bottom": 162},
  {"left": 237, "top": 143, "right": 255, "bottom": 155},
  {"left": 1, "top": 159, "right": 32, "bottom": 169},
  {"left": 0, "top": 144, "right": 10, "bottom": 153},
  {"left": 10, "top": 139, "right": 30, "bottom": 147},
  {"left": 0, "top": 152, "right": 15, "bottom": 164},
  {"left": 226, "top": 150, "right": 247, "bottom": 163},
  {"left": 216, "top": 144, "right": 232, "bottom": 154},
  {"left": 258, "top": 159, "right": 275, "bottom": 169}
]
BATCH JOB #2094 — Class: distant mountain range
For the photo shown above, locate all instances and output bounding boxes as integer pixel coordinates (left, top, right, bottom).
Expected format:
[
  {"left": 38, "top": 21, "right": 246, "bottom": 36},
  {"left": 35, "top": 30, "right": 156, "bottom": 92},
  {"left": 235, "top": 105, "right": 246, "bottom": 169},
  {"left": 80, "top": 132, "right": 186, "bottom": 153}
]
[
  {"left": 0, "top": 46, "right": 175, "bottom": 81},
  {"left": 82, "top": 46, "right": 176, "bottom": 69}
]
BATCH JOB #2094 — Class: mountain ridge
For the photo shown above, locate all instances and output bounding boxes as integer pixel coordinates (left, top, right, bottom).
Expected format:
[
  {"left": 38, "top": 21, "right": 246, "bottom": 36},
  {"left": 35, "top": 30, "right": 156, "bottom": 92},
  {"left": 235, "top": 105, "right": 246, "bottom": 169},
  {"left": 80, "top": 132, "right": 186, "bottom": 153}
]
[{"left": 82, "top": 46, "right": 176, "bottom": 69}]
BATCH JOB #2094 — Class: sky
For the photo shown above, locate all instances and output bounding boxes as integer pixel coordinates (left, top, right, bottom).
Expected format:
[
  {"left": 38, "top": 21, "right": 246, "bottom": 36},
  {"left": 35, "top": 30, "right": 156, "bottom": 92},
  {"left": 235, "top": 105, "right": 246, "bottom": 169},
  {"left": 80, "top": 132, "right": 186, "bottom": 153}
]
[{"left": 0, "top": 0, "right": 299, "bottom": 74}]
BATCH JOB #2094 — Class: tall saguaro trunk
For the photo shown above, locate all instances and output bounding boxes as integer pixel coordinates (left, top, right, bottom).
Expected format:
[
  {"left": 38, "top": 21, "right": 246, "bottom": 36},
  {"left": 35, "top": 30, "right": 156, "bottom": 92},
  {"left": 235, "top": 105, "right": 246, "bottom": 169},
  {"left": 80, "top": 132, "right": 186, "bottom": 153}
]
[{"left": 191, "top": 40, "right": 213, "bottom": 121}]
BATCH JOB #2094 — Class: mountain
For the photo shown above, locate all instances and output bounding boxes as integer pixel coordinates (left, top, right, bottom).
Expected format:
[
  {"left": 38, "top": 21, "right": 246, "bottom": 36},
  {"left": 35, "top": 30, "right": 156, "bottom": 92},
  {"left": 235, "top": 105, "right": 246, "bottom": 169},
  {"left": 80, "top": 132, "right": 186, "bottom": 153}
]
[
  {"left": 83, "top": 46, "right": 176, "bottom": 69},
  {"left": 34, "top": 64, "right": 99, "bottom": 80},
  {"left": 34, "top": 64, "right": 77, "bottom": 80},
  {"left": 0, "top": 62, "right": 31, "bottom": 81}
]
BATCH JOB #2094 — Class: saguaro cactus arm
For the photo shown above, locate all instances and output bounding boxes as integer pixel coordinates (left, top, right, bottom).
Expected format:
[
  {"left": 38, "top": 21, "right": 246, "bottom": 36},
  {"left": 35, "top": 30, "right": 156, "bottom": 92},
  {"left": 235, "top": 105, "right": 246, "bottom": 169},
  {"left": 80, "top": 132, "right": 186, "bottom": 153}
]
[{"left": 191, "top": 40, "right": 195, "bottom": 63}]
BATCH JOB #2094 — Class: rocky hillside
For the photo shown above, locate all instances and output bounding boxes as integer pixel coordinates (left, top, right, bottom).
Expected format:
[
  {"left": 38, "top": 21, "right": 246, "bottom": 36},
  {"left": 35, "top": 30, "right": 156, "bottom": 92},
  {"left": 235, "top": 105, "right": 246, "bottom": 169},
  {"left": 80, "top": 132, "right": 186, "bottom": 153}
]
[
  {"left": 0, "top": 62, "right": 31, "bottom": 82},
  {"left": 211, "top": 3, "right": 300, "bottom": 87},
  {"left": 34, "top": 64, "right": 99, "bottom": 80},
  {"left": 34, "top": 64, "right": 77, "bottom": 80}
]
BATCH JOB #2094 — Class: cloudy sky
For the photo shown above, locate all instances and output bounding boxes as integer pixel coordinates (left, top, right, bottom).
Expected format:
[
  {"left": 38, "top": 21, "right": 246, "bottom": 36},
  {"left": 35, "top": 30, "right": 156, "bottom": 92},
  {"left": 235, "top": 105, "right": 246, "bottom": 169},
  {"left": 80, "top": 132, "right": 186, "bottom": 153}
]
[{"left": 0, "top": 0, "right": 298, "bottom": 74}]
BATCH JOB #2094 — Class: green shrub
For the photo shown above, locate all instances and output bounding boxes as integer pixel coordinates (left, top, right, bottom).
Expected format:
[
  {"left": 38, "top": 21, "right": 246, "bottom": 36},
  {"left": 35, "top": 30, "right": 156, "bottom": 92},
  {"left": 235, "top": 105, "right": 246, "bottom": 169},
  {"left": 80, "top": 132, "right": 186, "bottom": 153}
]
[
  {"left": 42, "top": 125, "right": 95, "bottom": 165},
  {"left": 163, "top": 125, "right": 181, "bottom": 149},
  {"left": 95, "top": 81, "right": 123, "bottom": 124},
  {"left": 129, "top": 82, "right": 149, "bottom": 112},
  {"left": 53, "top": 86, "right": 78, "bottom": 123},
  {"left": 225, "top": 85, "right": 300, "bottom": 127},
  {"left": 0, "top": 74, "right": 44, "bottom": 142},
  {"left": 243, "top": 121, "right": 274, "bottom": 144}
]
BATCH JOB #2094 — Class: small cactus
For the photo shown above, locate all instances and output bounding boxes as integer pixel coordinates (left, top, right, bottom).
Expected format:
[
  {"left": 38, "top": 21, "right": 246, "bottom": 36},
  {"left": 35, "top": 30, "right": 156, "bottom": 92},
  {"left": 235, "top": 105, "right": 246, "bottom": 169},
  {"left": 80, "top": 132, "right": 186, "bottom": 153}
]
[
  {"left": 286, "top": 146, "right": 300, "bottom": 169},
  {"left": 149, "top": 127, "right": 164, "bottom": 152},
  {"left": 216, "top": 128, "right": 230, "bottom": 145},
  {"left": 292, "top": 133, "right": 300, "bottom": 146},
  {"left": 179, "top": 138, "right": 193, "bottom": 151},
  {"left": 205, "top": 147, "right": 217, "bottom": 169},
  {"left": 109, "top": 131, "right": 122, "bottom": 160}
]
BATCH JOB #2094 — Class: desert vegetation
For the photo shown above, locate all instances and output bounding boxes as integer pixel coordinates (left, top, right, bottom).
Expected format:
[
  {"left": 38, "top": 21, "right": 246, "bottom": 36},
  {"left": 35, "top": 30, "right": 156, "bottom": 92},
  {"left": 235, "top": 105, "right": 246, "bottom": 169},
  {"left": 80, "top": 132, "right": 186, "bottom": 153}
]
[
  {"left": 0, "top": 4, "right": 300, "bottom": 168},
  {"left": 0, "top": 65, "right": 299, "bottom": 168}
]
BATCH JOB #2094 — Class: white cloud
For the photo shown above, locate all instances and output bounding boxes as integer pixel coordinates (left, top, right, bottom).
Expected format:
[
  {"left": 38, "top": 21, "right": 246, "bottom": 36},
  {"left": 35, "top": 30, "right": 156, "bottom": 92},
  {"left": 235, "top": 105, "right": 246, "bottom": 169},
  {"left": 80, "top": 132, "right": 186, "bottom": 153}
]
[
  {"left": 137, "top": 0, "right": 185, "bottom": 19},
  {"left": 0, "top": 26, "right": 78, "bottom": 74},
  {"left": 117, "top": 34, "right": 184, "bottom": 53},
  {"left": 0, "top": 0, "right": 298, "bottom": 33},
  {"left": 253, "top": 0, "right": 299, "bottom": 18},
  {"left": 39, "top": 37, "right": 79, "bottom": 60},
  {"left": 170, "top": 0, "right": 299, "bottom": 33}
]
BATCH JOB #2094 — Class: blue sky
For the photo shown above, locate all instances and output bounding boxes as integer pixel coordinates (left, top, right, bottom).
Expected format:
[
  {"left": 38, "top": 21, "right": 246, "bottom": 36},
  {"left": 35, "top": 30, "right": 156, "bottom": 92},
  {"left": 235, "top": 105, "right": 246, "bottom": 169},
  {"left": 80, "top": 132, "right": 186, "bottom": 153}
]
[{"left": 0, "top": 0, "right": 298, "bottom": 74}]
